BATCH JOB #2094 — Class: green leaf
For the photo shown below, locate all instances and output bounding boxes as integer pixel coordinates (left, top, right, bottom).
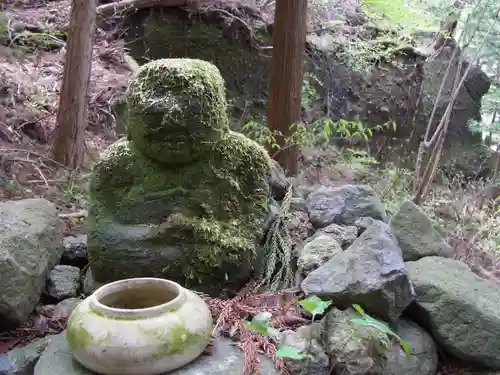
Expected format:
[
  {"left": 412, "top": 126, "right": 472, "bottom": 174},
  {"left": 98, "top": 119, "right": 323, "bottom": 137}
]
[
  {"left": 275, "top": 346, "right": 307, "bottom": 360},
  {"left": 352, "top": 304, "right": 368, "bottom": 317},
  {"left": 350, "top": 307, "right": 412, "bottom": 361},
  {"left": 298, "top": 296, "right": 332, "bottom": 316},
  {"left": 350, "top": 317, "right": 393, "bottom": 336},
  {"left": 244, "top": 312, "right": 279, "bottom": 336}
]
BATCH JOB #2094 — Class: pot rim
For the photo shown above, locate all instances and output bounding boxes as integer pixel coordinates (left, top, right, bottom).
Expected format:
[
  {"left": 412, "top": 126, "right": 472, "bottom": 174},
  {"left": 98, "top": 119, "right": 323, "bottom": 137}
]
[{"left": 89, "top": 277, "right": 186, "bottom": 319}]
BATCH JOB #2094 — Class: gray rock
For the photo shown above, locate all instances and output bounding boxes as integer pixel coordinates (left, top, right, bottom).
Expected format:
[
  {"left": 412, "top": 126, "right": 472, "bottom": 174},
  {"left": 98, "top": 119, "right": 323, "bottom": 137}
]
[
  {"left": 81, "top": 268, "right": 103, "bottom": 295},
  {"left": 354, "top": 216, "right": 377, "bottom": 235},
  {"left": 407, "top": 256, "right": 500, "bottom": 369},
  {"left": 390, "top": 200, "right": 453, "bottom": 261},
  {"left": 297, "top": 235, "right": 343, "bottom": 276},
  {"left": 302, "top": 220, "right": 413, "bottom": 321},
  {"left": 46, "top": 265, "right": 81, "bottom": 301},
  {"left": 306, "top": 185, "right": 386, "bottom": 228},
  {"left": 382, "top": 319, "right": 438, "bottom": 375},
  {"left": 287, "top": 211, "right": 315, "bottom": 246},
  {"left": 290, "top": 197, "right": 307, "bottom": 212},
  {"left": 311, "top": 223, "right": 358, "bottom": 249},
  {"left": 268, "top": 160, "right": 290, "bottom": 201},
  {"left": 61, "top": 235, "right": 88, "bottom": 269},
  {"left": 322, "top": 307, "right": 390, "bottom": 374},
  {"left": 51, "top": 298, "right": 83, "bottom": 320},
  {"left": 2, "top": 337, "right": 50, "bottom": 375},
  {"left": 34, "top": 333, "right": 279, "bottom": 375},
  {"left": 0, "top": 198, "right": 63, "bottom": 325},
  {"left": 279, "top": 324, "right": 330, "bottom": 375},
  {"left": 0, "top": 354, "right": 10, "bottom": 375},
  {"left": 262, "top": 199, "right": 281, "bottom": 237},
  {"left": 322, "top": 308, "right": 438, "bottom": 375}
]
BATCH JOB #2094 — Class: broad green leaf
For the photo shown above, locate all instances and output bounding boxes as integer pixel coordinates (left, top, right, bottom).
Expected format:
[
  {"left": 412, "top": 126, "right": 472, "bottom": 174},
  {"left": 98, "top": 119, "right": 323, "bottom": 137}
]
[
  {"left": 352, "top": 304, "right": 368, "bottom": 317},
  {"left": 245, "top": 312, "right": 278, "bottom": 336},
  {"left": 298, "top": 296, "right": 332, "bottom": 315},
  {"left": 350, "top": 311, "right": 412, "bottom": 360},
  {"left": 350, "top": 317, "right": 393, "bottom": 336},
  {"left": 275, "top": 346, "right": 307, "bottom": 360}
]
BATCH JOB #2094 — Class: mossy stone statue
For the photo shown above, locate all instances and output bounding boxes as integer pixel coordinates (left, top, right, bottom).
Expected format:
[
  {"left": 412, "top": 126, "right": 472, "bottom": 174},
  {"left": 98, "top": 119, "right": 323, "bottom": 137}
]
[{"left": 87, "top": 58, "right": 273, "bottom": 296}]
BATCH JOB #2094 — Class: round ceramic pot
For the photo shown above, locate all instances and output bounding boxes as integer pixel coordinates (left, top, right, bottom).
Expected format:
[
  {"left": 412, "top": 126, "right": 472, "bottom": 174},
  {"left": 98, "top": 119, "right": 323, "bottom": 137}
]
[{"left": 66, "top": 277, "right": 213, "bottom": 375}]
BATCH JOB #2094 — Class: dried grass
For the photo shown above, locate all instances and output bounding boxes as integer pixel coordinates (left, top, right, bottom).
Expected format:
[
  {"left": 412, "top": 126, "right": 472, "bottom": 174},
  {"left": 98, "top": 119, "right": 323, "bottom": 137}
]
[{"left": 201, "top": 280, "right": 307, "bottom": 375}]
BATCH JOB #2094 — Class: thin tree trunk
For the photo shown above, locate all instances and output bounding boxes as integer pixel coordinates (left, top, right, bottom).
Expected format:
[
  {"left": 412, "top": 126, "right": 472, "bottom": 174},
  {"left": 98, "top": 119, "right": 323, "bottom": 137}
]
[
  {"left": 267, "top": 0, "right": 308, "bottom": 176},
  {"left": 51, "top": 0, "right": 97, "bottom": 169}
]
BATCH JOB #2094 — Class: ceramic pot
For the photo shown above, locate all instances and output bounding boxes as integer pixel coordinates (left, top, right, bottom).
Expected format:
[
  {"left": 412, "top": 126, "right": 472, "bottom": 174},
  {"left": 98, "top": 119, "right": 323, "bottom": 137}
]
[{"left": 66, "top": 277, "right": 213, "bottom": 375}]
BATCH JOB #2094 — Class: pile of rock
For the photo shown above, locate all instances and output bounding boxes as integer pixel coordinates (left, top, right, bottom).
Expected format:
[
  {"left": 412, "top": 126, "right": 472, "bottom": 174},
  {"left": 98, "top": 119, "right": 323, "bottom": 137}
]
[
  {"left": 279, "top": 185, "right": 500, "bottom": 375},
  {"left": 2, "top": 182, "right": 500, "bottom": 375}
]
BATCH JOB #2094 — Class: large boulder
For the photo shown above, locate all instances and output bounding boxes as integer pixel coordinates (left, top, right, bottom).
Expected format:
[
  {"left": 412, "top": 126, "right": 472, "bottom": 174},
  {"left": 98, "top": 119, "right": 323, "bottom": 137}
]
[
  {"left": 87, "top": 59, "right": 273, "bottom": 296},
  {"left": 0, "top": 336, "right": 51, "bottom": 375},
  {"left": 406, "top": 256, "right": 500, "bottom": 369},
  {"left": 382, "top": 319, "right": 438, "bottom": 375},
  {"left": 322, "top": 307, "right": 438, "bottom": 375},
  {"left": 390, "top": 200, "right": 453, "bottom": 261},
  {"left": 306, "top": 184, "right": 386, "bottom": 228},
  {"left": 0, "top": 199, "right": 63, "bottom": 326},
  {"left": 297, "top": 234, "right": 343, "bottom": 277},
  {"left": 301, "top": 220, "right": 413, "bottom": 321}
]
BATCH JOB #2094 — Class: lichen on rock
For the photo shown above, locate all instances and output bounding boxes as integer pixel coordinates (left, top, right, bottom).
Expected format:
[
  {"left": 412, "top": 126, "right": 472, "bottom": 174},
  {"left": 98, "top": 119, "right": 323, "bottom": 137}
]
[{"left": 87, "top": 58, "right": 273, "bottom": 296}]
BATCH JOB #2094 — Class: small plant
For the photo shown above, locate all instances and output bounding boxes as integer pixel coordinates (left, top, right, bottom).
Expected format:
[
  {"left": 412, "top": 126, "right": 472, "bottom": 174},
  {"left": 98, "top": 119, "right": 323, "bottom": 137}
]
[
  {"left": 350, "top": 304, "right": 411, "bottom": 359},
  {"left": 245, "top": 295, "right": 332, "bottom": 360},
  {"left": 241, "top": 118, "right": 396, "bottom": 154}
]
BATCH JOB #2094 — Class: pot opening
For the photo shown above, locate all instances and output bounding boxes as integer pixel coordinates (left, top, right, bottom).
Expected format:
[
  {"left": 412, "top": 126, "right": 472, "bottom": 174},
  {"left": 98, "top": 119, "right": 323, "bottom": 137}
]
[{"left": 96, "top": 279, "right": 180, "bottom": 310}]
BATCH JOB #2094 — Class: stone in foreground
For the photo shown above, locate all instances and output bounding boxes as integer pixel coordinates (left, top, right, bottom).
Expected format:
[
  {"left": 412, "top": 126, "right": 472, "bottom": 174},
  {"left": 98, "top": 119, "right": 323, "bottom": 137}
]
[
  {"left": 0, "top": 199, "right": 63, "bottom": 326},
  {"left": 302, "top": 220, "right": 413, "bottom": 321},
  {"left": 382, "top": 319, "right": 438, "bottom": 375},
  {"left": 45, "top": 265, "right": 81, "bottom": 301},
  {"left": 33, "top": 334, "right": 279, "bottom": 375},
  {"left": 0, "top": 336, "right": 50, "bottom": 375},
  {"left": 390, "top": 200, "right": 453, "bottom": 261},
  {"left": 322, "top": 308, "right": 437, "bottom": 375},
  {"left": 406, "top": 256, "right": 500, "bottom": 369}
]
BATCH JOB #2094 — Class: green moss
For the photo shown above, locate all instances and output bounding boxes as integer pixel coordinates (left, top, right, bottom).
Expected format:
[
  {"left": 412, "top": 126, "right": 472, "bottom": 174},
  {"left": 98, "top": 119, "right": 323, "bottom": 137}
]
[
  {"left": 145, "top": 322, "right": 211, "bottom": 358},
  {"left": 126, "top": 58, "right": 230, "bottom": 164},
  {"left": 88, "top": 131, "right": 271, "bottom": 292},
  {"left": 66, "top": 315, "right": 95, "bottom": 350}
]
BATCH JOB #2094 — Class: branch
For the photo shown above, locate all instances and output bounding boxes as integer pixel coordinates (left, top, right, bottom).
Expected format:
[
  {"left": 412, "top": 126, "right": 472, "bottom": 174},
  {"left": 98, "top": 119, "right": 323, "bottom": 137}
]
[{"left": 96, "top": 0, "right": 188, "bottom": 21}]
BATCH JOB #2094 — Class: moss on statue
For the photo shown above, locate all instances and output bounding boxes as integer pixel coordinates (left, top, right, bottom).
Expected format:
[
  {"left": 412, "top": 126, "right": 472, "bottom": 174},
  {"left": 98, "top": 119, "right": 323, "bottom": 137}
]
[
  {"left": 126, "top": 58, "right": 229, "bottom": 164},
  {"left": 87, "top": 59, "right": 272, "bottom": 295}
]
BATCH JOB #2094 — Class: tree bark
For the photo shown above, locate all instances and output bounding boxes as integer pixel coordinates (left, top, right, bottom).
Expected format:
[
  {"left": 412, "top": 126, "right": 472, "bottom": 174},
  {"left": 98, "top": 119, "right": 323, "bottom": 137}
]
[
  {"left": 267, "top": 0, "right": 308, "bottom": 176},
  {"left": 51, "top": 0, "right": 97, "bottom": 169}
]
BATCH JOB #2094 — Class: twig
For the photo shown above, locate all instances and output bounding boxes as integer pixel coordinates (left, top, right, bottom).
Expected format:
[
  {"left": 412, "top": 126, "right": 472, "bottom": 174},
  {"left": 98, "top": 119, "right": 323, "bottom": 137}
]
[
  {"left": 0, "top": 149, "right": 69, "bottom": 169},
  {"left": 96, "top": 0, "right": 187, "bottom": 23},
  {"left": 32, "top": 163, "right": 49, "bottom": 188},
  {"left": 58, "top": 210, "right": 88, "bottom": 219}
]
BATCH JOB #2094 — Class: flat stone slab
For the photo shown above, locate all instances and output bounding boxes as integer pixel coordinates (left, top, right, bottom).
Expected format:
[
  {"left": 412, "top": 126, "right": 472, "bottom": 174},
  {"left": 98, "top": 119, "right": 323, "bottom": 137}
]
[{"left": 34, "top": 333, "right": 279, "bottom": 375}]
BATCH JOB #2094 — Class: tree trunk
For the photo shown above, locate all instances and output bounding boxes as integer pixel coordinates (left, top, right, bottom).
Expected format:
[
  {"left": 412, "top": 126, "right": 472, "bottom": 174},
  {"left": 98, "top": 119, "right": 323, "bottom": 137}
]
[
  {"left": 51, "top": 0, "right": 97, "bottom": 169},
  {"left": 266, "top": 0, "right": 308, "bottom": 176}
]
